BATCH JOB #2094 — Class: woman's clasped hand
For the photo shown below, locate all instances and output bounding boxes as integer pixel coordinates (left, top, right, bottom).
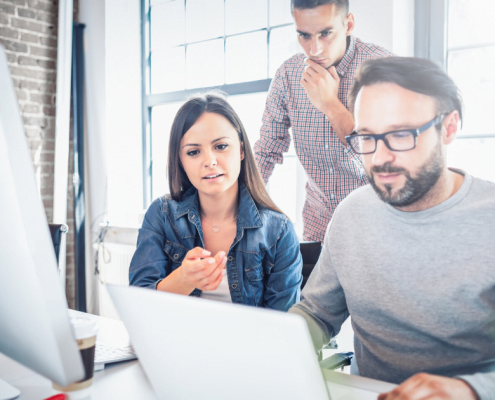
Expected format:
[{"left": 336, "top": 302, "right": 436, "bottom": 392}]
[{"left": 176, "top": 248, "right": 227, "bottom": 292}]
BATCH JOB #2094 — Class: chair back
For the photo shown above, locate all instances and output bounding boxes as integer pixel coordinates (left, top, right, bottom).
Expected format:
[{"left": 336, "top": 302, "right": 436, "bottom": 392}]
[
  {"left": 48, "top": 223, "right": 68, "bottom": 264},
  {"left": 299, "top": 241, "right": 322, "bottom": 290}
]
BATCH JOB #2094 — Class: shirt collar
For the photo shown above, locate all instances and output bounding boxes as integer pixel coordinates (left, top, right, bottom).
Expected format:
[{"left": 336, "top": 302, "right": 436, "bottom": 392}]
[
  {"left": 174, "top": 185, "right": 198, "bottom": 219},
  {"left": 335, "top": 35, "right": 356, "bottom": 78},
  {"left": 174, "top": 181, "right": 263, "bottom": 229},
  {"left": 236, "top": 181, "right": 263, "bottom": 229}
]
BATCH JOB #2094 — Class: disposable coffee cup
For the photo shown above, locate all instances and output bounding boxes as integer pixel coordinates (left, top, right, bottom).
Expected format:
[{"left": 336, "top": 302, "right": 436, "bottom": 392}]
[{"left": 53, "top": 316, "right": 99, "bottom": 395}]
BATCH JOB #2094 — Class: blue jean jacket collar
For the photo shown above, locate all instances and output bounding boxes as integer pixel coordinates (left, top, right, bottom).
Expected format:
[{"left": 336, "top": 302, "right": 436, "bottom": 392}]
[{"left": 173, "top": 181, "right": 263, "bottom": 230}]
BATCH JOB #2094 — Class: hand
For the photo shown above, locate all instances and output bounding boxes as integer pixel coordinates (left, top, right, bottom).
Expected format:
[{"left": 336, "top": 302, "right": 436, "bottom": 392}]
[
  {"left": 300, "top": 59, "right": 341, "bottom": 115},
  {"left": 177, "top": 247, "right": 227, "bottom": 292},
  {"left": 378, "top": 373, "right": 478, "bottom": 400}
]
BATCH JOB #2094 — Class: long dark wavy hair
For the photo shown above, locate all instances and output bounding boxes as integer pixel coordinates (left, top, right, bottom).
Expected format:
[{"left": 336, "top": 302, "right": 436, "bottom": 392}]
[{"left": 167, "top": 92, "right": 285, "bottom": 216}]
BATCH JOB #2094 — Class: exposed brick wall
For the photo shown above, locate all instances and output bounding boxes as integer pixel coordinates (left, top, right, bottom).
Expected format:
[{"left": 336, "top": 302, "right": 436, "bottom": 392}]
[{"left": 0, "top": 0, "right": 78, "bottom": 309}]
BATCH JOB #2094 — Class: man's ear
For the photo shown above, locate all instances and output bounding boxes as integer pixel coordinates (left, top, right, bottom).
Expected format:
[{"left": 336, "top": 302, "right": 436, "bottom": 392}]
[
  {"left": 345, "top": 13, "right": 355, "bottom": 36},
  {"left": 443, "top": 110, "right": 460, "bottom": 145}
]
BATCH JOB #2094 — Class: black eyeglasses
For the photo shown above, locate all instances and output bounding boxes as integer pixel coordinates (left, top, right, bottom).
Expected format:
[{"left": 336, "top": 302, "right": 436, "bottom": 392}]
[{"left": 345, "top": 115, "right": 446, "bottom": 155}]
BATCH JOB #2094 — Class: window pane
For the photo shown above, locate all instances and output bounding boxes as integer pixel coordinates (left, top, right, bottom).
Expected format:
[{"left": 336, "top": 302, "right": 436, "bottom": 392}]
[
  {"left": 151, "top": 102, "right": 183, "bottom": 199},
  {"left": 151, "top": 1, "right": 185, "bottom": 50},
  {"left": 269, "top": 0, "right": 293, "bottom": 26},
  {"left": 186, "top": 0, "right": 224, "bottom": 43},
  {"left": 228, "top": 92, "right": 268, "bottom": 148},
  {"left": 225, "top": 0, "right": 268, "bottom": 35},
  {"left": 448, "top": 0, "right": 495, "bottom": 49},
  {"left": 447, "top": 137, "right": 495, "bottom": 183},
  {"left": 186, "top": 39, "right": 224, "bottom": 89},
  {"left": 269, "top": 156, "right": 298, "bottom": 220},
  {"left": 269, "top": 24, "right": 300, "bottom": 77},
  {"left": 151, "top": 47, "right": 185, "bottom": 93},
  {"left": 226, "top": 31, "right": 268, "bottom": 84},
  {"left": 150, "top": 0, "right": 173, "bottom": 6},
  {"left": 448, "top": 46, "right": 495, "bottom": 136}
]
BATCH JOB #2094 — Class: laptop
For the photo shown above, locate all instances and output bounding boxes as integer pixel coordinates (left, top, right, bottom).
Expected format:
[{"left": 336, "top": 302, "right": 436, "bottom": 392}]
[{"left": 107, "top": 285, "right": 395, "bottom": 400}]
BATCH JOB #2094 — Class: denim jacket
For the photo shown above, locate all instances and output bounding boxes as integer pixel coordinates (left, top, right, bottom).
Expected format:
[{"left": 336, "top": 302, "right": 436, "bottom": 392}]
[{"left": 129, "top": 182, "right": 302, "bottom": 311}]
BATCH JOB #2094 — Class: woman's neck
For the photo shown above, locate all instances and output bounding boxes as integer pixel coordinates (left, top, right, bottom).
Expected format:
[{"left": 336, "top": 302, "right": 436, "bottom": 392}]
[{"left": 198, "top": 181, "right": 239, "bottom": 223}]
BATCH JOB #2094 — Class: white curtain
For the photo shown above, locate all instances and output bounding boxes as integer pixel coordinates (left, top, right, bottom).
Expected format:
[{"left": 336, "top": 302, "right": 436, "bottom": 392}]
[{"left": 80, "top": 0, "right": 108, "bottom": 315}]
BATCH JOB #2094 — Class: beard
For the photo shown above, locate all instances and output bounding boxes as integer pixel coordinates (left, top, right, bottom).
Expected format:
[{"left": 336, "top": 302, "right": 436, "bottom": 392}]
[{"left": 366, "top": 141, "right": 444, "bottom": 208}]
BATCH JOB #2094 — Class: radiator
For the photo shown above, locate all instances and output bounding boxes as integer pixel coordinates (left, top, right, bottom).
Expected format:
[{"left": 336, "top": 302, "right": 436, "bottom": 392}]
[{"left": 97, "top": 242, "right": 135, "bottom": 319}]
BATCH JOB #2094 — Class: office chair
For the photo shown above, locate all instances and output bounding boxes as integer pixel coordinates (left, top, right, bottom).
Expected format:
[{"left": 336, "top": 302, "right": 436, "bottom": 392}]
[
  {"left": 299, "top": 241, "right": 322, "bottom": 290},
  {"left": 299, "top": 241, "right": 354, "bottom": 371},
  {"left": 48, "top": 223, "right": 68, "bottom": 269}
]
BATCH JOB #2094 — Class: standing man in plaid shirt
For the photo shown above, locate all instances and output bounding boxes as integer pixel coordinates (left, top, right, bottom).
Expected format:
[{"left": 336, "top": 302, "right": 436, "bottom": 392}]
[{"left": 254, "top": 0, "right": 393, "bottom": 241}]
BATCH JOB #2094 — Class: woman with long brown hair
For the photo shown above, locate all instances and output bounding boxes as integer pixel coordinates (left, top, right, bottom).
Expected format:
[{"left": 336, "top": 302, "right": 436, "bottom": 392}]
[{"left": 129, "top": 92, "right": 302, "bottom": 310}]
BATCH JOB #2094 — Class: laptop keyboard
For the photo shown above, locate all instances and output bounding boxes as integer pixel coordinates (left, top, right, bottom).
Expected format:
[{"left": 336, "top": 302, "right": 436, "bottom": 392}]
[{"left": 94, "top": 343, "right": 137, "bottom": 367}]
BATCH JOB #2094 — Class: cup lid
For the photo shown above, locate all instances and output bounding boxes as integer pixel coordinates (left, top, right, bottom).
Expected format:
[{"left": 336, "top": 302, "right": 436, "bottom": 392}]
[{"left": 70, "top": 316, "right": 99, "bottom": 340}]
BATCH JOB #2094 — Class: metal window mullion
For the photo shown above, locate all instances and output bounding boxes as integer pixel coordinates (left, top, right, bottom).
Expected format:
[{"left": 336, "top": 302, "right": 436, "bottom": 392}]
[
  {"left": 184, "top": 0, "right": 188, "bottom": 89},
  {"left": 142, "top": 0, "right": 152, "bottom": 207},
  {"left": 267, "top": 0, "right": 270, "bottom": 79},
  {"left": 414, "top": 0, "right": 448, "bottom": 69},
  {"left": 456, "top": 134, "right": 495, "bottom": 140},
  {"left": 224, "top": 0, "right": 226, "bottom": 85},
  {"left": 448, "top": 42, "right": 495, "bottom": 52},
  {"left": 145, "top": 78, "right": 272, "bottom": 106}
]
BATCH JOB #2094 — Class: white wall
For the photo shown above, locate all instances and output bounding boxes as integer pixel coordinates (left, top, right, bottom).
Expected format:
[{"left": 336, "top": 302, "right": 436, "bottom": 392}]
[
  {"left": 105, "top": 0, "right": 143, "bottom": 226},
  {"left": 79, "top": 0, "right": 142, "bottom": 313},
  {"left": 351, "top": 0, "right": 414, "bottom": 56}
]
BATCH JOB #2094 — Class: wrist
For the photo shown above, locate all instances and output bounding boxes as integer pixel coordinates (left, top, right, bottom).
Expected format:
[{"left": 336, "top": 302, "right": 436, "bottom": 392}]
[
  {"left": 158, "top": 267, "right": 195, "bottom": 295},
  {"left": 322, "top": 98, "right": 345, "bottom": 119}
]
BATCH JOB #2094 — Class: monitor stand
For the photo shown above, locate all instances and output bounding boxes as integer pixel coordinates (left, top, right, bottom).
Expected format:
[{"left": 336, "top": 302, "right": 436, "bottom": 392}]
[{"left": 0, "top": 378, "right": 20, "bottom": 400}]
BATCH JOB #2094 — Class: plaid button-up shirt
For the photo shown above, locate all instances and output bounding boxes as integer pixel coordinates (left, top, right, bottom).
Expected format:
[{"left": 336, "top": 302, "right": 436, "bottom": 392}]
[{"left": 254, "top": 36, "right": 393, "bottom": 241}]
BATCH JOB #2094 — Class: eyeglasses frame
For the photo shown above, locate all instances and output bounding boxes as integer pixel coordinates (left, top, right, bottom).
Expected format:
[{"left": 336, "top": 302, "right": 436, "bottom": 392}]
[{"left": 345, "top": 114, "right": 447, "bottom": 155}]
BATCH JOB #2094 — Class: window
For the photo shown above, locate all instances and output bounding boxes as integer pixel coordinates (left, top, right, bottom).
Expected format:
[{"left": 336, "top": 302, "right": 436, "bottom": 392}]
[
  {"left": 445, "top": 0, "right": 495, "bottom": 182},
  {"left": 143, "top": 0, "right": 306, "bottom": 236},
  {"left": 416, "top": 0, "right": 495, "bottom": 182}
]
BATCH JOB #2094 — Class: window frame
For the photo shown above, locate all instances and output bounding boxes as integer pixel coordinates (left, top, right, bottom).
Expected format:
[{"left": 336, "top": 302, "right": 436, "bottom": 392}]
[
  {"left": 141, "top": 0, "right": 302, "bottom": 209},
  {"left": 414, "top": 0, "right": 495, "bottom": 140}
]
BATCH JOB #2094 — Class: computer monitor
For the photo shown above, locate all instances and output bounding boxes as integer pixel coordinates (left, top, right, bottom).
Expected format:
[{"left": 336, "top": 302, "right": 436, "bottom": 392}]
[{"left": 0, "top": 46, "right": 84, "bottom": 399}]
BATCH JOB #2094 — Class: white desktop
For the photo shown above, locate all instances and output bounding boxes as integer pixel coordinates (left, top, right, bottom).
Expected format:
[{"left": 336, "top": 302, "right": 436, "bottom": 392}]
[{"left": 0, "top": 45, "right": 84, "bottom": 399}]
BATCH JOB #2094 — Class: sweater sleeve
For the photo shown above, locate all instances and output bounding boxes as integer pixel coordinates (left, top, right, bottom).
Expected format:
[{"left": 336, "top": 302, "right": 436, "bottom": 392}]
[
  {"left": 458, "top": 371, "right": 495, "bottom": 400},
  {"left": 288, "top": 215, "right": 349, "bottom": 352}
]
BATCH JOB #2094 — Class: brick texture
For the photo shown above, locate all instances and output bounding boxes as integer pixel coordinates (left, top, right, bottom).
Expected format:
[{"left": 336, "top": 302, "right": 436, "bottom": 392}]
[{"left": 1, "top": 0, "right": 79, "bottom": 309}]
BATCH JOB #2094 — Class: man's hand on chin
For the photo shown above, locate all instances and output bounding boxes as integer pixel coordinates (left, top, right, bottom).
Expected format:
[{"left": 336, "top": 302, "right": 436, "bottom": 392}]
[
  {"left": 300, "top": 58, "right": 353, "bottom": 145},
  {"left": 300, "top": 58, "right": 340, "bottom": 114},
  {"left": 378, "top": 373, "right": 478, "bottom": 400}
]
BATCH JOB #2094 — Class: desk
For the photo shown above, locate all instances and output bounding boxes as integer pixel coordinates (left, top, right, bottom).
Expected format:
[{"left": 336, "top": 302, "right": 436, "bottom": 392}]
[{"left": 0, "top": 312, "right": 396, "bottom": 400}]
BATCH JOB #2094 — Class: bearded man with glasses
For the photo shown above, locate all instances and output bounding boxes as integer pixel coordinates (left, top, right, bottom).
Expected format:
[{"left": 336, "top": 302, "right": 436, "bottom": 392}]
[{"left": 289, "top": 57, "right": 495, "bottom": 400}]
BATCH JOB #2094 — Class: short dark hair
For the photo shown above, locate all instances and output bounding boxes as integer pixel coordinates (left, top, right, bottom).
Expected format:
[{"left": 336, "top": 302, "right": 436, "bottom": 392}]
[
  {"left": 167, "top": 92, "right": 285, "bottom": 216},
  {"left": 349, "top": 57, "right": 463, "bottom": 125},
  {"left": 291, "top": 0, "right": 349, "bottom": 15}
]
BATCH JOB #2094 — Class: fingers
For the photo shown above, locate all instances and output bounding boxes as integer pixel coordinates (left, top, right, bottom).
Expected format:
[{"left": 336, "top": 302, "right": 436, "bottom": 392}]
[
  {"left": 305, "top": 58, "right": 326, "bottom": 73},
  {"left": 185, "top": 247, "right": 211, "bottom": 261},
  {"left": 328, "top": 66, "right": 339, "bottom": 82},
  {"left": 201, "top": 264, "right": 224, "bottom": 291},
  {"left": 197, "top": 251, "right": 227, "bottom": 290},
  {"left": 378, "top": 373, "right": 444, "bottom": 400},
  {"left": 191, "top": 251, "right": 226, "bottom": 276}
]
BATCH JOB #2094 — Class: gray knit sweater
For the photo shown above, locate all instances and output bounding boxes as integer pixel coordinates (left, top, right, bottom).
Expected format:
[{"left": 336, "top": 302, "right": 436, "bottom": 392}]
[{"left": 290, "top": 171, "right": 495, "bottom": 400}]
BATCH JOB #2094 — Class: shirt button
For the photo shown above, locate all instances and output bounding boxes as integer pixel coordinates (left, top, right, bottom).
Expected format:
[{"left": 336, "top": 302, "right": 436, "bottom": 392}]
[
  {"left": 325, "top": 144, "right": 329, "bottom": 149},
  {"left": 330, "top": 168, "right": 333, "bottom": 173},
  {"left": 173, "top": 254, "right": 179, "bottom": 260},
  {"left": 330, "top": 194, "right": 335, "bottom": 199},
  {"left": 261, "top": 271, "right": 264, "bottom": 277},
  {"left": 228, "top": 256, "right": 233, "bottom": 262},
  {"left": 232, "top": 283, "right": 238, "bottom": 289}
]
